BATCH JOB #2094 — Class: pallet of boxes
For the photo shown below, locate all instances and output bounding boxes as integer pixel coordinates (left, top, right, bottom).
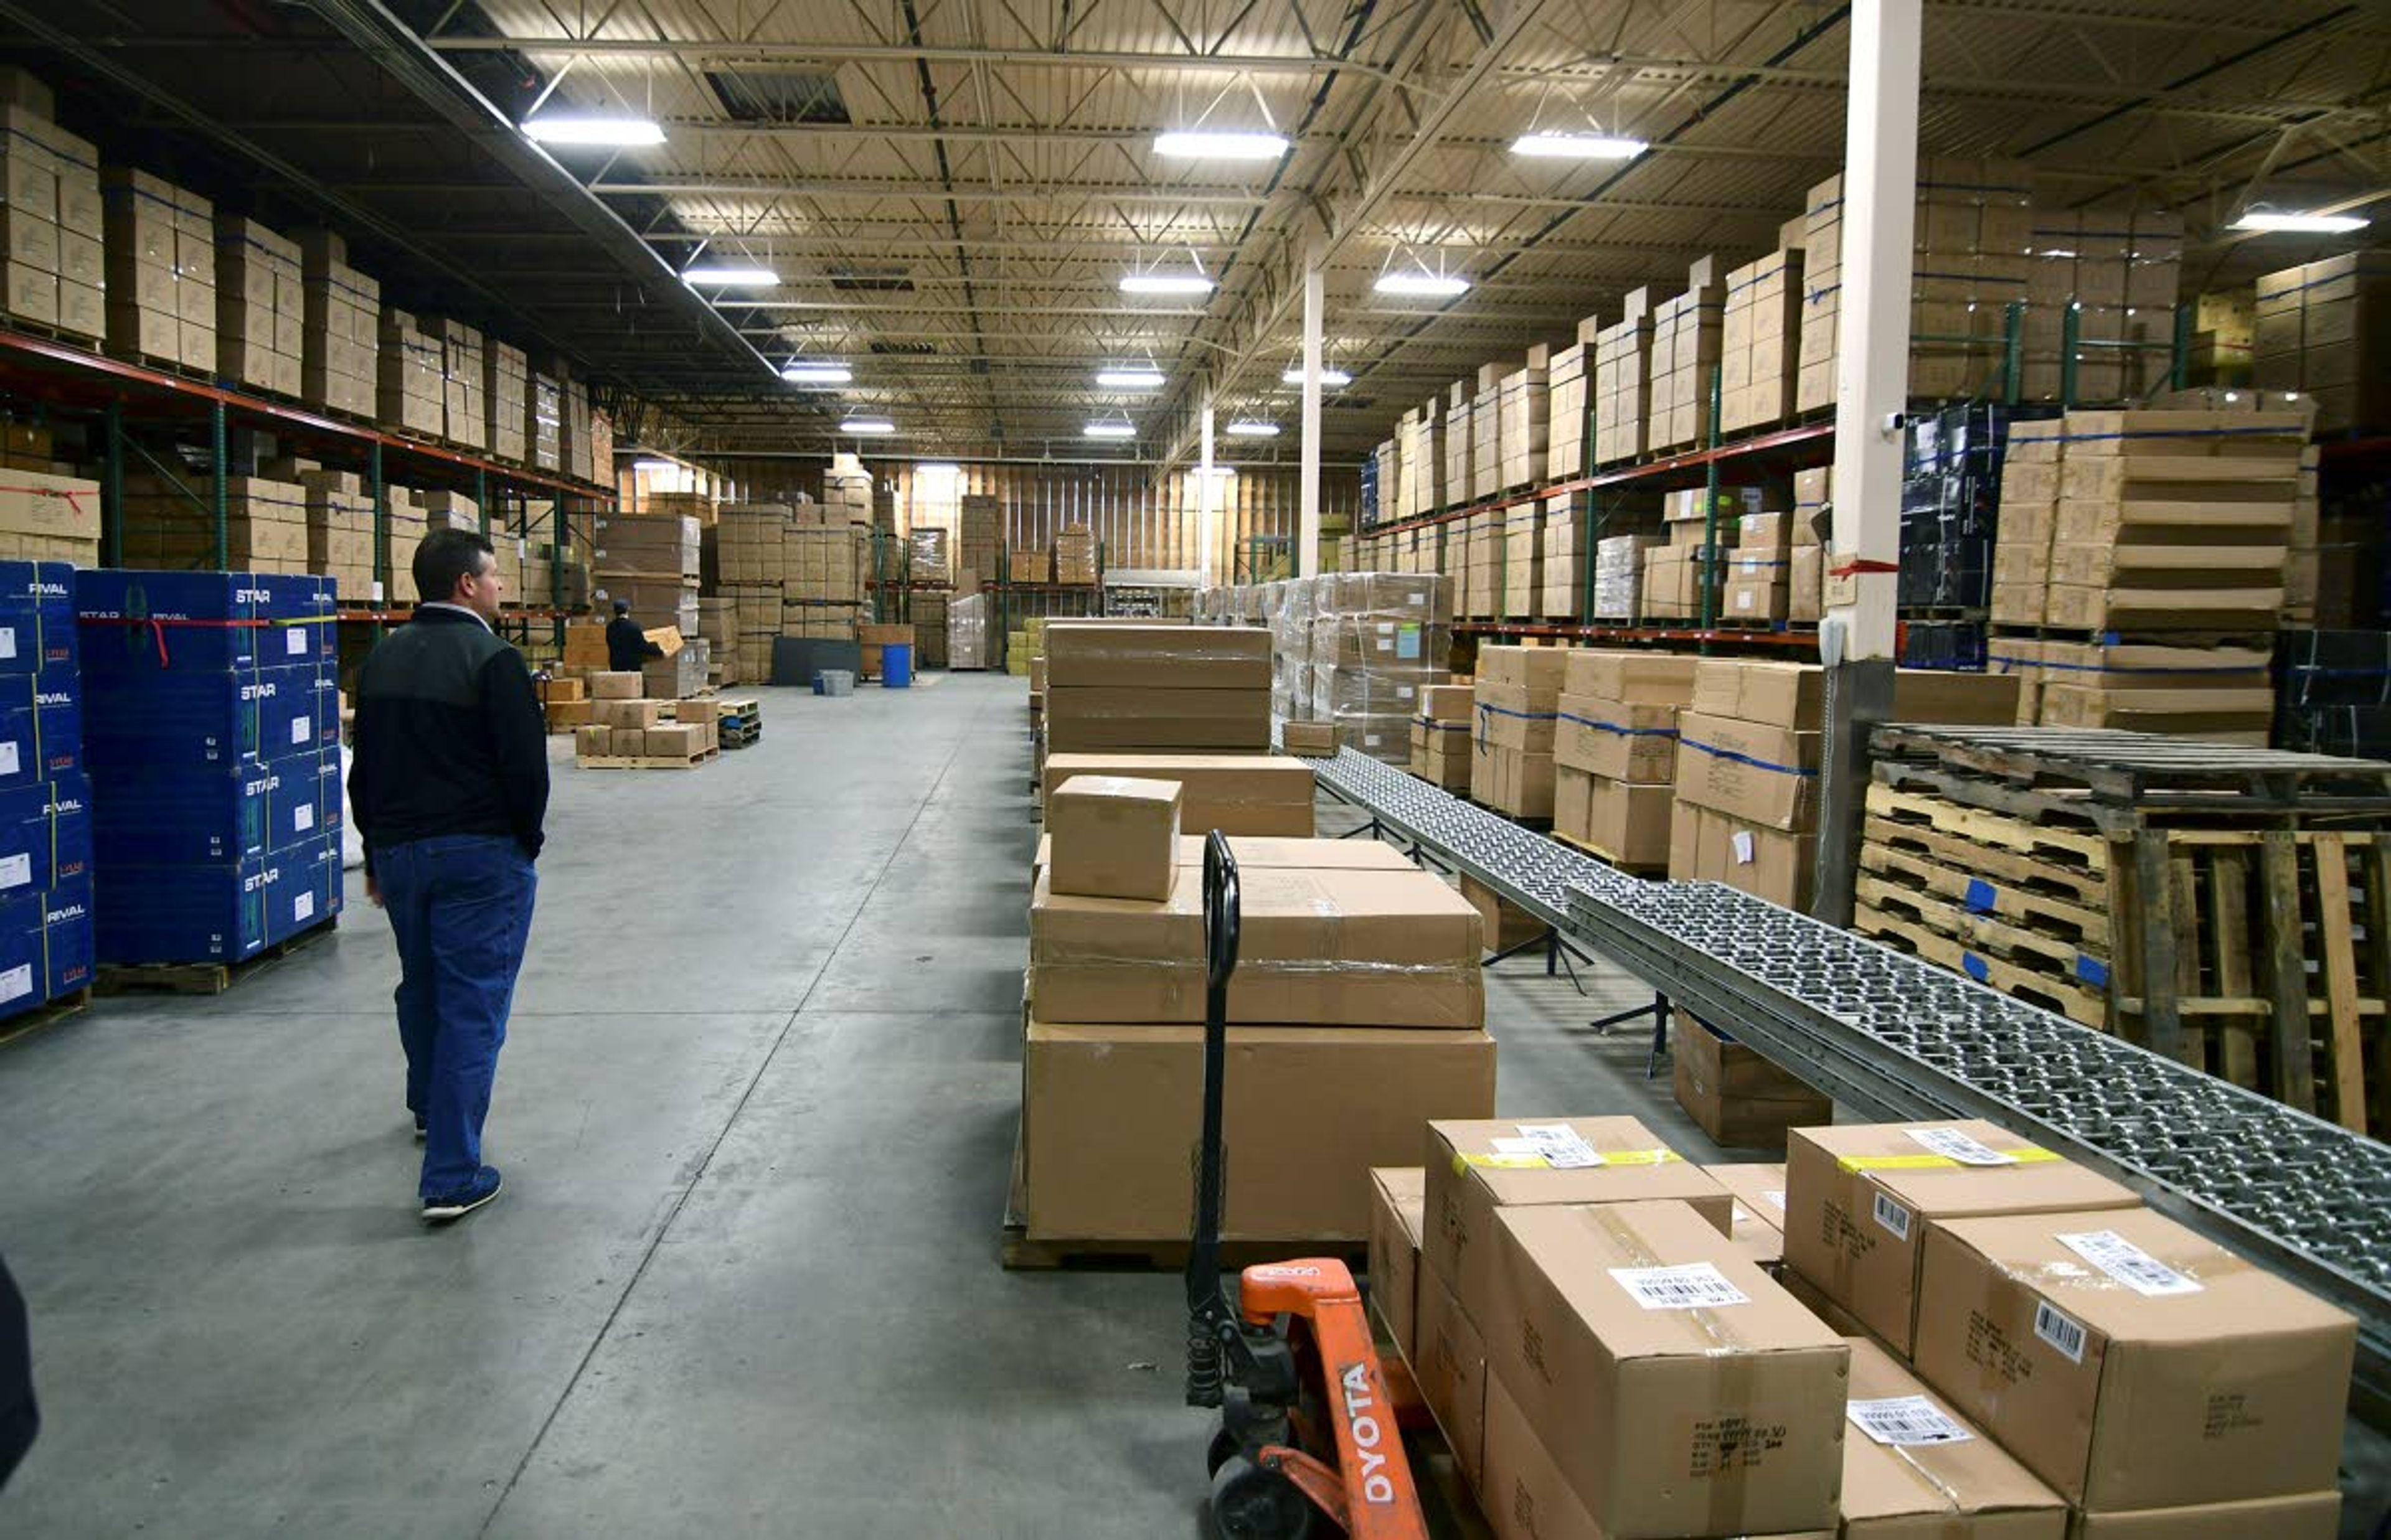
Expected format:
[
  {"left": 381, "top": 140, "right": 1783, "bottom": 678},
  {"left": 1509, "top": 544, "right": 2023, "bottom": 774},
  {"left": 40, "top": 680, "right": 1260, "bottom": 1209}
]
[
  {"left": 1017, "top": 622, "right": 1497, "bottom": 1262},
  {"left": 1410, "top": 682, "right": 1472, "bottom": 791},
  {"left": 593, "top": 510, "right": 700, "bottom": 644},
  {"left": 0, "top": 73, "right": 104, "bottom": 344},
  {"left": 570, "top": 663, "right": 719, "bottom": 770},
  {"left": 1988, "top": 408, "right": 2303, "bottom": 741},
  {"left": 1552, "top": 650, "right": 1695, "bottom": 873},
  {"left": 1372, "top": 1109, "right": 2359, "bottom": 1539},
  {"left": 1306, "top": 572, "right": 1452, "bottom": 766},
  {"left": 102, "top": 167, "right": 215, "bottom": 373},
  {"left": 1469, "top": 646, "right": 1565, "bottom": 824}
]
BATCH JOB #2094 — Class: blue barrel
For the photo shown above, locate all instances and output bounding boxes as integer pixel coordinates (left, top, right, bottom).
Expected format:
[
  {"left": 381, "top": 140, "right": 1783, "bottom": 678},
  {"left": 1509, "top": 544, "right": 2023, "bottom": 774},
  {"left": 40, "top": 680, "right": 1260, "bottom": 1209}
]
[{"left": 882, "top": 643, "right": 914, "bottom": 688}]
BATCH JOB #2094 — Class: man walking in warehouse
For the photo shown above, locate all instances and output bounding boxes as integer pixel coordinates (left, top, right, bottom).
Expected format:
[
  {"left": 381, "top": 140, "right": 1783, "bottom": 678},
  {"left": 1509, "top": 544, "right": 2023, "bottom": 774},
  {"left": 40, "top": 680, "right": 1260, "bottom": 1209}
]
[
  {"left": 606, "top": 599, "right": 664, "bottom": 674},
  {"left": 349, "top": 527, "right": 548, "bottom": 1224}
]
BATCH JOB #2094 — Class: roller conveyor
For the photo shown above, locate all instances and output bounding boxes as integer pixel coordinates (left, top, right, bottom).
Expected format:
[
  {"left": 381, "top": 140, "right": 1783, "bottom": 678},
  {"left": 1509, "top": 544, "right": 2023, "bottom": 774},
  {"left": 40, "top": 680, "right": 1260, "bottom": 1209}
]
[{"left": 1305, "top": 744, "right": 2391, "bottom": 1410}]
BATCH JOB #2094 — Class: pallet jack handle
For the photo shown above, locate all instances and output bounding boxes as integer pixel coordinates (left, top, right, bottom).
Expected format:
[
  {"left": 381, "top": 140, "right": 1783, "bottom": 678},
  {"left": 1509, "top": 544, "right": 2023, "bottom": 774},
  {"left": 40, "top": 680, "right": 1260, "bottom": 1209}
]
[{"left": 1186, "top": 830, "right": 1241, "bottom": 1407}]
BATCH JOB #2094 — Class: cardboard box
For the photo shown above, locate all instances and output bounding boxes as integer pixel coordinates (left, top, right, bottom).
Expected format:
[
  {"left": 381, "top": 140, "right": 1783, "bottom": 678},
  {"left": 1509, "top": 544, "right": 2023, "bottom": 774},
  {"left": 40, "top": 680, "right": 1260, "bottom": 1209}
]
[
  {"left": 1562, "top": 648, "right": 1699, "bottom": 702},
  {"left": 1041, "top": 753, "right": 1313, "bottom": 838},
  {"left": 1031, "top": 833, "right": 1413, "bottom": 886},
  {"left": 1691, "top": 658, "right": 1826, "bottom": 728},
  {"left": 572, "top": 725, "right": 610, "bottom": 758},
  {"left": 1047, "top": 774, "right": 1182, "bottom": 901},
  {"left": 1423, "top": 1116, "right": 1732, "bottom": 1327},
  {"left": 595, "top": 699, "right": 664, "bottom": 731},
  {"left": 1042, "top": 686, "right": 1273, "bottom": 752},
  {"left": 1839, "top": 1337, "right": 2067, "bottom": 1539},
  {"left": 1413, "top": 1264, "right": 1491, "bottom": 1490},
  {"left": 1469, "top": 742, "right": 1555, "bottom": 820},
  {"left": 1486, "top": 1200, "right": 1849, "bottom": 1537},
  {"left": 1367, "top": 1167, "right": 1428, "bottom": 1362},
  {"left": 1476, "top": 644, "right": 1570, "bottom": 691},
  {"left": 1785, "top": 1121, "right": 2141, "bottom": 1360},
  {"left": 1669, "top": 802, "right": 1816, "bottom": 908},
  {"left": 1674, "top": 711, "right": 1819, "bottom": 830},
  {"left": 1029, "top": 863, "right": 1483, "bottom": 1028},
  {"left": 1280, "top": 721, "right": 1337, "bottom": 756},
  {"left": 1672, "top": 1016, "right": 1832, "bottom": 1150},
  {"left": 2064, "top": 1492, "right": 2339, "bottom": 1539},
  {"left": 1703, "top": 1162, "right": 1790, "bottom": 1270},
  {"left": 1042, "top": 622, "right": 1271, "bottom": 688},
  {"left": 589, "top": 671, "right": 643, "bottom": 700},
  {"left": 1561, "top": 772, "right": 1673, "bottom": 867},
  {"left": 1021, "top": 1021, "right": 1495, "bottom": 1241},
  {"left": 1916, "top": 1207, "right": 2356, "bottom": 1511},
  {"left": 1555, "top": 693, "right": 1679, "bottom": 781}
]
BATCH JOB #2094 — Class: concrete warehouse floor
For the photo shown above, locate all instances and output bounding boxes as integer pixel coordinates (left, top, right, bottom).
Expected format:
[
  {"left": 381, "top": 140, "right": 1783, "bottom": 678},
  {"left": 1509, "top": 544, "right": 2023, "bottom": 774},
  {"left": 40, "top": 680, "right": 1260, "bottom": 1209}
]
[{"left": 0, "top": 670, "right": 2373, "bottom": 1537}]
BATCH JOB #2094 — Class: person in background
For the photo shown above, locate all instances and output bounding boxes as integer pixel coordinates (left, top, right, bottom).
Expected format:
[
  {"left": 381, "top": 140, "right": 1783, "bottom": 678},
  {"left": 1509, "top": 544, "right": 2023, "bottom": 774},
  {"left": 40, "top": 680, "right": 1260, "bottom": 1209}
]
[
  {"left": 606, "top": 600, "right": 664, "bottom": 674},
  {"left": 0, "top": 1251, "right": 33, "bottom": 1490},
  {"left": 349, "top": 528, "right": 547, "bottom": 1224}
]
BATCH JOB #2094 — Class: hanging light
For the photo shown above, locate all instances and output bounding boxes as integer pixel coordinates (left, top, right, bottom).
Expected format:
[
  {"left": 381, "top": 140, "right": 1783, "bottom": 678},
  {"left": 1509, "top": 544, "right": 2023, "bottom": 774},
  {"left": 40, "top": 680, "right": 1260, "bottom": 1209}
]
[
  {"left": 1282, "top": 365, "right": 1352, "bottom": 387},
  {"left": 1120, "top": 272, "right": 1215, "bottom": 295},
  {"left": 1096, "top": 367, "right": 1166, "bottom": 388},
  {"left": 1153, "top": 130, "right": 1290, "bottom": 160},
  {"left": 2231, "top": 210, "right": 2369, "bottom": 234},
  {"left": 839, "top": 416, "right": 895, "bottom": 435},
  {"left": 1225, "top": 420, "right": 1280, "bottom": 438},
  {"left": 1083, "top": 421, "right": 1137, "bottom": 439},
  {"left": 522, "top": 116, "right": 665, "bottom": 147},
  {"left": 682, "top": 265, "right": 780, "bottom": 286},
  {"left": 1511, "top": 131, "right": 1647, "bottom": 160},
  {"left": 783, "top": 361, "right": 852, "bottom": 384},
  {"left": 1374, "top": 271, "right": 1470, "bottom": 298}
]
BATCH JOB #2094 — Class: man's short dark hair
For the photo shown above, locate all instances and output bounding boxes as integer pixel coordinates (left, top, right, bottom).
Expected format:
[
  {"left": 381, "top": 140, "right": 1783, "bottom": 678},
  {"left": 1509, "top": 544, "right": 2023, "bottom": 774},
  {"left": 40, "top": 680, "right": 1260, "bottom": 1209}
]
[
  {"left": 613, "top": 600, "right": 631, "bottom": 616},
  {"left": 414, "top": 528, "right": 494, "bottom": 603}
]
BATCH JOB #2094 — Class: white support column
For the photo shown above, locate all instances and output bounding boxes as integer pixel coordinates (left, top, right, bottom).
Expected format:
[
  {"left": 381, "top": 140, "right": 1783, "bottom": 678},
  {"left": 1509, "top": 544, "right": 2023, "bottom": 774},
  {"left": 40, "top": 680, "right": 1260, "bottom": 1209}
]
[
  {"left": 1826, "top": 0, "right": 1920, "bottom": 660},
  {"left": 1299, "top": 260, "right": 1324, "bottom": 578},
  {"left": 1199, "top": 397, "right": 1217, "bottom": 584}
]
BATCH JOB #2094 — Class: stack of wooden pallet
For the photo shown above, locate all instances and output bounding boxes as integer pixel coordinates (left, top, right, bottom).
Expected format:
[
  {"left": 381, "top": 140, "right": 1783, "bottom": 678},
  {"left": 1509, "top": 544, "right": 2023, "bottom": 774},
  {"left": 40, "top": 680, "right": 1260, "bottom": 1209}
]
[{"left": 1854, "top": 723, "right": 2391, "bottom": 1137}]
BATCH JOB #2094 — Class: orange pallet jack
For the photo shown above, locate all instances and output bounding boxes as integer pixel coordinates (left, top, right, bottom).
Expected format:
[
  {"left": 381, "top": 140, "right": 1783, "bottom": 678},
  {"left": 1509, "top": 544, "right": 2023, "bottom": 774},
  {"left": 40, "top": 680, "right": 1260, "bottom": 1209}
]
[{"left": 1185, "top": 832, "right": 1430, "bottom": 1540}]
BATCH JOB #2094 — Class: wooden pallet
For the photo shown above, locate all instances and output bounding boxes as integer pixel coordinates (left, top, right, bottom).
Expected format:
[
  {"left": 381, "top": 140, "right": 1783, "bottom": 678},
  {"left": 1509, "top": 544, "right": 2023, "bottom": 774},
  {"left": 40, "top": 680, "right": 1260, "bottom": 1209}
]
[
  {"left": 1856, "top": 874, "right": 2105, "bottom": 988},
  {"left": 1859, "top": 838, "right": 2110, "bottom": 947},
  {"left": 712, "top": 696, "right": 760, "bottom": 723},
  {"left": 1861, "top": 809, "right": 2108, "bottom": 908},
  {"left": 95, "top": 917, "right": 339, "bottom": 997},
  {"left": 1864, "top": 783, "right": 2110, "bottom": 872},
  {"left": 719, "top": 721, "right": 762, "bottom": 749},
  {"left": 0, "top": 988, "right": 92, "bottom": 1048},
  {"left": 1855, "top": 906, "right": 2111, "bottom": 1029},
  {"left": 578, "top": 748, "right": 720, "bottom": 770}
]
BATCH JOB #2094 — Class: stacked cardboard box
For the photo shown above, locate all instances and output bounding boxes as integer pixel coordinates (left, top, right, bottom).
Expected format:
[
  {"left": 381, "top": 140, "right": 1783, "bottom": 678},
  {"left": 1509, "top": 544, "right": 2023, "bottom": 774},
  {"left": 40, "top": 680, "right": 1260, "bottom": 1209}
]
[
  {"left": 947, "top": 591, "right": 990, "bottom": 670},
  {"left": 1909, "top": 161, "right": 2035, "bottom": 401},
  {"left": 1536, "top": 493, "right": 1582, "bottom": 620},
  {"left": 527, "top": 370, "right": 562, "bottom": 472},
  {"left": 118, "top": 474, "right": 309, "bottom": 575},
  {"left": 1720, "top": 246, "right": 1805, "bottom": 433},
  {"left": 213, "top": 215, "right": 303, "bottom": 398},
  {"left": 1553, "top": 650, "right": 1694, "bottom": 870},
  {"left": 1443, "top": 382, "right": 1474, "bottom": 505},
  {"left": 1646, "top": 275, "right": 1725, "bottom": 453},
  {"left": 1468, "top": 645, "right": 1564, "bottom": 820},
  {"left": 0, "top": 469, "right": 101, "bottom": 565},
  {"left": 1372, "top": 438, "right": 1400, "bottom": 521},
  {"left": 0, "top": 558, "right": 93, "bottom": 1018},
  {"left": 712, "top": 504, "right": 786, "bottom": 680},
  {"left": 586, "top": 408, "right": 613, "bottom": 490},
  {"left": 639, "top": 629, "right": 710, "bottom": 700},
  {"left": 2022, "top": 209, "right": 2181, "bottom": 403},
  {"left": 784, "top": 505, "right": 865, "bottom": 641},
  {"left": 823, "top": 453, "right": 872, "bottom": 524},
  {"left": 560, "top": 371, "right": 597, "bottom": 485},
  {"left": 1592, "top": 301, "right": 1652, "bottom": 466},
  {"left": 0, "top": 82, "right": 103, "bottom": 340},
  {"left": 1495, "top": 351, "right": 1549, "bottom": 489},
  {"left": 1590, "top": 533, "right": 1658, "bottom": 621},
  {"left": 2284, "top": 442, "right": 2322, "bottom": 626},
  {"left": 1674, "top": 1016, "right": 1831, "bottom": 1150},
  {"left": 1268, "top": 577, "right": 1313, "bottom": 720},
  {"left": 102, "top": 167, "right": 214, "bottom": 372},
  {"left": 1987, "top": 416, "right": 2063, "bottom": 636},
  {"left": 907, "top": 525, "right": 948, "bottom": 583},
  {"left": 427, "top": 319, "right": 486, "bottom": 453},
  {"left": 592, "top": 512, "right": 699, "bottom": 638},
  {"left": 77, "top": 571, "right": 342, "bottom": 966},
  {"left": 2255, "top": 252, "right": 2391, "bottom": 433},
  {"left": 1039, "top": 751, "right": 1314, "bottom": 837},
  {"left": 299, "top": 470, "right": 374, "bottom": 601},
  {"left": 299, "top": 229, "right": 379, "bottom": 419},
  {"left": 383, "top": 486, "right": 428, "bottom": 576},
  {"left": 1722, "top": 505, "right": 1822, "bottom": 626},
  {"left": 1544, "top": 342, "right": 1589, "bottom": 480},
  {"left": 484, "top": 341, "right": 528, "bottom": 464},
  {"left": 1641, "top": 487, "right": 1750, "bottom": 622},
  {"left": 958, "top": 491, "right": 999, "bottom": 590},
  {"left": 1305, "top": 573, "right": 1451, "bottom": 765},
  {"left": 1471, "top": 368, "right": 1503, "bottom": 499},
  {"left": 573, "top": 682, "right": 719, "bottom": 766},
  {"left": 1024, "top": 817, "right": 1496, "bottom": 1246},
  {"left": 1994, "top": 638, "right": 2276, "bottom": 743},
  {"left": 1410, "top": 682, "right": 1471, "bottom": 791},
  {"left": 1496, "top": 501, "right": 1540, "bottom": 619},
  {"left": 1044, "top": 624, "right": 1269, "bottom": 753},
  {"left": 375, "top": 309, "right": 444, "bottom": 438},
  {"left": 1795, "top": 173, "right": 1844, "bottom": 414},
  {"left": 1054, "top": 523, "right": 1097, "bottom": 585},
  {"left": 1400, "top": 400, "right": 1443, "bottom": 515},
  {"left": 1007, "top": 548, "right": 1047, "bottom": 584}
]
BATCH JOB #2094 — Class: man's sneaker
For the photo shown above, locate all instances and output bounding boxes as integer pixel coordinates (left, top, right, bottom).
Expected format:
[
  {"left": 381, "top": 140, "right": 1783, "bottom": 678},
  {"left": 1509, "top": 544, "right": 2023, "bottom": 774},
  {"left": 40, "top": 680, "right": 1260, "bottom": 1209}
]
[
  {"left": 421, "top": 1166, "right": 502, "bottom": 1224},
  {"left": 412, "top": 1116, "right": 427, "bottom": 1143}
]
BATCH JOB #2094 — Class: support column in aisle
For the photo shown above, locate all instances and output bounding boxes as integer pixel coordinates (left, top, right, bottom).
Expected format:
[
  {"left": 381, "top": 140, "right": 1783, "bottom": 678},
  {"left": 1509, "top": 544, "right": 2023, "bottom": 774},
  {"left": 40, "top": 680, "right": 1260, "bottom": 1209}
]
[
  {"left": 1298, "top": 259, "right": 1323, "bottom": 578},
  {"left": 1199, "top": 398, "right": 1216, "bottom": 585},
  {"left": 1814, "top": 0, "right": 1920, "bottom": 927}
]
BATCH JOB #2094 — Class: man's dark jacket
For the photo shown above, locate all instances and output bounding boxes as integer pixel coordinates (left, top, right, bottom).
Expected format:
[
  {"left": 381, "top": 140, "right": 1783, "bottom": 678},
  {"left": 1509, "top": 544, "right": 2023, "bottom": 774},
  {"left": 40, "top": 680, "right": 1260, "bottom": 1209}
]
[{"left": 606, "top": 616, "right": 663, "bottom": 674}]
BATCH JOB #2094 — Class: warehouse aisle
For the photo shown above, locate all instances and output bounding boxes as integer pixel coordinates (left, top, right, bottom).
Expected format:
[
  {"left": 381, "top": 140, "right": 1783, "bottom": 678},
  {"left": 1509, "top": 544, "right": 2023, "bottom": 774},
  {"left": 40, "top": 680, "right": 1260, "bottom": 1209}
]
[{"left": 0, "top": 673, "right": 1709, "bottom": 1538}]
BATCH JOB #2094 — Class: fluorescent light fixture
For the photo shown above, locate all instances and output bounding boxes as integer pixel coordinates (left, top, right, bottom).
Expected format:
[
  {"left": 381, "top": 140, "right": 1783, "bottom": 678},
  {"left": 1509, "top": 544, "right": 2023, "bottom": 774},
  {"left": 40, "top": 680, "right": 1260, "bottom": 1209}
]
[
  {"left": 1153, "top": 130, "right": 1290, "bottom": 160},
  {"left": 781, "top": 361, "right": 852, "bottom": 384},
  {"left": 1225, "top": 420, "right": 1280, "bottom": 438},
  {"left": 1374, "top": 271, "right": 1470, "bottom": 298},
  {"left": 2231, "top": 210, "right": 2369, "bottom": 234},
  {"left": 1120, "top": 272, "right": 1215, "bottom": 295},
  {"left": 631, "top": 458, "right": 679, "bottom": 474},
  {"left": 1281, "top": 366, "right": 1352, "bottom": 387},
  {"left": 521, "top": 115, "right": 664, "bottom": 147},
  {"left": 1511, "top": 131, "right": 1647, "bottom": 160},
  {"left": 1083, "top": 422, "right": 1137, "bottom": 439},
  {"left": 1096, "top": 367, "right": 1166, "bottom": 388},
  {"left": 839, "top": 417, "right": 895, "bottom": 435},
  {"left": 682, "top": 265, "right": 780, "bottom": 286}
]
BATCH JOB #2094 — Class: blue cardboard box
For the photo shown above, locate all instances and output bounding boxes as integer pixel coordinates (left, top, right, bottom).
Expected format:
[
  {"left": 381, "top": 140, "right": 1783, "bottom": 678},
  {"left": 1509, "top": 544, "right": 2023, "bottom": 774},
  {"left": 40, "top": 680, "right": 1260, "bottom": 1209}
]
[
  {"left": 76, "top": 571, "right": 336, "bottom": 675},
  {"left": 0, "top": 561, "right": 78, "bottom": 677},
  {"left": 0, "top": 878, "right": 95, "bottom": 1016},
  {"left": 94, "top": 831, "right": 342, "bottom": 965},
  {"left": 0, "top": 771, "right": 92, "bottom": 895},
  {"left": 0, "top": 670, "right": 82, "bottom": 791},
  {"left": 89, "top": 749, "right": 339, "bottom": 864},
  {"left": 83, "top": 660, "right": 338, "bottom": 771}
]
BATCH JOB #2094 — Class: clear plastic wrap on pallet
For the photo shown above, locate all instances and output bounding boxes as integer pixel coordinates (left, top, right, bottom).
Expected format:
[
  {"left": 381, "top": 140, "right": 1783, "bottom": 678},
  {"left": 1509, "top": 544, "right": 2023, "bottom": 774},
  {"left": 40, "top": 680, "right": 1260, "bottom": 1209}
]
[
  {"left": 1269, "top": 576, "right": 1318, "bottom": 721},
  {"left": 1593, "top": 534, "right": 1658, "bottom": 621},
  {"left": 1298, "top": 571, "right": 1453, "bottom": 765},
  {"left": 946, "top": 591, "right": 989, "bottom": 670}
]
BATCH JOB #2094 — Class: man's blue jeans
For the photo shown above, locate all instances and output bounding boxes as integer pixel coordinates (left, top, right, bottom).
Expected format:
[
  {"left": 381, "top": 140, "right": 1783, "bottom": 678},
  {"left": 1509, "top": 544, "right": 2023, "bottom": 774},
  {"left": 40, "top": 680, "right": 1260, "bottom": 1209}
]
[{"left": 375, "top": 835, "right": 537, "bottom": 1200}]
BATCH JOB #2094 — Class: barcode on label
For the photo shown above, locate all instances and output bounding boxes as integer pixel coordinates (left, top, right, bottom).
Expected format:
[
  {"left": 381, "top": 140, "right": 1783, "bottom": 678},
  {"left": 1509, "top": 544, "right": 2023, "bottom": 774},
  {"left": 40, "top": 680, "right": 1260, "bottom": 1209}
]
[
  {"left": 1907, "top": 1127, "right": 2014, "bottom": 1165},
  {"left": 1847, "top": 1395, "right": 1973, "bottom": 1447},
  {"left": 1872, "top": 1190, "right": 1912, "bottom": 1241},
  {"left": 1610, "top": 1262, "right": 1749, "bottom": 1311},
  {"left": 2034, "top": 1300, "right": 2087, "bottom": 1363},
  {"left": 1516, "top": 1123, "right": 1603, "bottom": 1170},
  {"left": 2056, "top": 1229, "right": 2202, "bottom": 1297}
]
